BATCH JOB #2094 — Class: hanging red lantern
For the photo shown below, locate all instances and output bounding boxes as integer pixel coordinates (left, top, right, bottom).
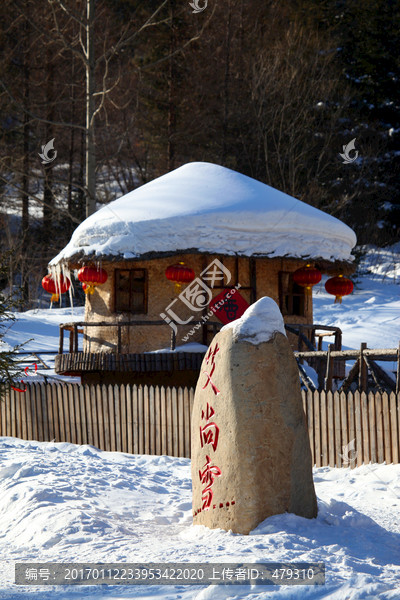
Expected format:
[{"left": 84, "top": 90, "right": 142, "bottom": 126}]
[
  {"left": 165, "top": 262, "right": 195, "bottom": 292},
  {"left": 42, "top": 274, "right": 71, "bottom": 303},
  {"left": 325, "top": 275, "right": 353, "bottom": 304},
  {"left": 292, "top": 264, "right": 321, "bottom": 295},
  {"left": 78, "top": 266, "right": 108, "bottom": 295}
]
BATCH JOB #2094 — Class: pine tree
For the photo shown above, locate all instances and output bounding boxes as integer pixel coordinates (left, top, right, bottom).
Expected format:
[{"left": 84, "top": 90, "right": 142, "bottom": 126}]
[{"left": 0, "top": 253, "right": 25, "bottom": 388}]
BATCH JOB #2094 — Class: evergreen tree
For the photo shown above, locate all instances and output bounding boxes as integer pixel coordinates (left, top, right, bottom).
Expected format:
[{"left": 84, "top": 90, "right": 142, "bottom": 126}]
[
  {"left": 291, "top": 0, "right": 400, "bottom": 244},
  {"left": 0, "top": 253, "right": 25, "bottom": 388}
]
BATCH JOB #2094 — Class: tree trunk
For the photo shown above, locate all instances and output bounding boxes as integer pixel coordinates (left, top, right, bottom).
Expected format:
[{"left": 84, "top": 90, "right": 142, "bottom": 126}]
[
  {"left": 21, "top": 5, "right": 31, "bottom": 234},
  {"left": 167, "top": 0, "right": 176, "bottom": 172},
  {"left": 67, "top": 57, "right": 76, "bottom": 225},
  {"left": 221, "top": 0, "right": 232, "bottom": 163},
  {"left": 43, "top": 55, "right": 55, "bottom": 233},
  {"left": 85, "top": 0, "right": 96, "bottom": 217}
]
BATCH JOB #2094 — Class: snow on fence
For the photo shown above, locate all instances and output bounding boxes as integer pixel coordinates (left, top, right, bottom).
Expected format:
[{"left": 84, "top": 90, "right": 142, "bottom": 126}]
[{"left": 0, "top": 384, "right": 399, "bottom": 467}]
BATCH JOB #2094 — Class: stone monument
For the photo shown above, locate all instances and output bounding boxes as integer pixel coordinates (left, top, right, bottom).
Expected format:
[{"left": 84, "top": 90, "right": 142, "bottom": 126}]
[{"left": 191, "top": 296, "right": 318, "bottom": 534}]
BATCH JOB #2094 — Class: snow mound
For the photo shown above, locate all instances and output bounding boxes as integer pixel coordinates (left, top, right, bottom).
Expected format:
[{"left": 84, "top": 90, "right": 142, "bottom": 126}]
[
  {"left": 50, "top": 162, "right": 356, "bottom": 265},
  {"left": 221, "top": 296, "right": 286, "bottom": 344}
]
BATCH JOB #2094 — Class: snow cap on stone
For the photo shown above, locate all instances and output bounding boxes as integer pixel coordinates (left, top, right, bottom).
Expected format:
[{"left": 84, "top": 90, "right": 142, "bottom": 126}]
[
  {"left": 221, "top": 296, "right": 286, "bottom": 345},
  {"left": 50, "top": 161, "right": 357, "bottom": 266}
]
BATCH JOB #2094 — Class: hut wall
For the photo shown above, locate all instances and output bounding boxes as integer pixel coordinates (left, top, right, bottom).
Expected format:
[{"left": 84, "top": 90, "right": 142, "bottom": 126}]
[{"left": 82, "top": 254, "right": 313, "bottom": 354}]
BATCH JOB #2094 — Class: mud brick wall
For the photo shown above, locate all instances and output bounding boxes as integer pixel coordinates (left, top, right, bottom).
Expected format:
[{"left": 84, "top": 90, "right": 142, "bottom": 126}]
[{"left": 82, "top": 254, "right": 313, "bottom": 353}]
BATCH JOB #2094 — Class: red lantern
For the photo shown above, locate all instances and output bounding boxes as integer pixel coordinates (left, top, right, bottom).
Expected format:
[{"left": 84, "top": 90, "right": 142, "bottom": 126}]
[
  {"left": 293, "top": 264, "right": 321, "bottom": 295},
  {"left": 325, "top": 275, "right": 353, "bottom": 304},
  {"left": 165, "top": 262, "right": 195, "bottom": 292},
  {"left": 42, "top": 274, "right": 71, "bottom": 304},
  {"left": 78, "top": 266, "right": 108, "bottom": 295}
]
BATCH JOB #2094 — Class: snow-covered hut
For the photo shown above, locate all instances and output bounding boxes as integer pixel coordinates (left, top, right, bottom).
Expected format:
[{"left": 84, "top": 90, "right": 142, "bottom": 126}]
[{"left": 50, "top": 162, "right": 356, "bottom": 385}]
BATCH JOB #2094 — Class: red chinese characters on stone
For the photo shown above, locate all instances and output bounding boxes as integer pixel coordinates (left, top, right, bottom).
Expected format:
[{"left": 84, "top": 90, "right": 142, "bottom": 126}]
[
  {"left": 197, "top": 343, "right": 223, "bottom": 513},
  {"left": 199, "top": 402, "right": 219, "bottom": 452},
  {"left": 202, "top": 343, "right": 220, "bottom": 395},
  {"left": 199, "top": 455, "right": 222, "bottom": 510}
]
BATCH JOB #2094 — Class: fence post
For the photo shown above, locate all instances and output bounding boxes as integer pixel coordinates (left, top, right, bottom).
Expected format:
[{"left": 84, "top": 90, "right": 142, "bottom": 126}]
[
  {"left": 396, "top": 341, "right": 400, "bottom": 395},
  {"left": 359, "top": 343, "right": 368, "bottom": 392}
]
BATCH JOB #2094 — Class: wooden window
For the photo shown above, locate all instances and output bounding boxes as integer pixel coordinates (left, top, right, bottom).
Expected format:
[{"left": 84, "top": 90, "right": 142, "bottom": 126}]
[
  {"left": 278, "top": 271, "right": 305, "bottom": 317},
  {"left": 114, "top": 269, "right": 148, "bottom": 313}
]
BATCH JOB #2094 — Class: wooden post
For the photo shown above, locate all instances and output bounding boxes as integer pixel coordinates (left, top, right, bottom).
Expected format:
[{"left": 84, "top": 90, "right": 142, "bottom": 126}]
[
  {"left": 69, "top": 328, "right": 74, "bottom": 353},
  {"left": 170, "top": 327, "right": 176, "bottom": 351},
  {"left": 335, "top": 329, "right": 342, "bottom": 351},
  {"left": 59, "top": 326, "right": 64, "bottom": 355},
  {"left": 202, "top": 321, "right": 207, "bottom": 346},
  {"left": 317, "top": 334, "right": 323, "bottom": 351},
  {"left": 359, "top": 343, "right": 368, "bottom": 392},
  {"left": 310, "top": 327, "right": 316, "bottom": 351},
  {"left": 396, "top": 341, "right": 400, "bottom": 395},
  {"left": 74, "top": 324, "right": 79, "bottom": 353},
  {"left": 117, "top": 323, "right": 122, "bottom": 354},
  {"left": 249, "top": 257, "right": 257, "bottom": 304},
  {"left": 324, "top": 344, "right": 334, "bottom": 391}
]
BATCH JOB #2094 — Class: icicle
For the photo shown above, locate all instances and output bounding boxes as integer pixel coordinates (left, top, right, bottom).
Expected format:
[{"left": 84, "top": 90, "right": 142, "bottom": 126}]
[{"left": 48, "top": 261, "right": 74, "bottom": 314}]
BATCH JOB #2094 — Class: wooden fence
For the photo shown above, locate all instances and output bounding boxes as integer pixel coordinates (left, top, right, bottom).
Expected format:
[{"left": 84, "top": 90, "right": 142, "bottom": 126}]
[
  {"left": 0, "top": 383, "right": 193, "bottom": 458},
  {"left": 303, "top": 389, "right": 399, "bottom": 467},
  {"left": 1, "top": 383, "right": 399, "bottom": 467}
]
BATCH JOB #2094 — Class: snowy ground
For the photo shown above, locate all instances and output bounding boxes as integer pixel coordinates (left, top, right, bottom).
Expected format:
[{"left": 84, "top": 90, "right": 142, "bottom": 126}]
[
  {"left": 0, "top": 438, "right": 399, "bottom": 600},
  {"left": 1, "top": 244, "right": 400, "bottom": 599},
  {"left": 313, "top": 243, "right": 400, "bottom": 352}
]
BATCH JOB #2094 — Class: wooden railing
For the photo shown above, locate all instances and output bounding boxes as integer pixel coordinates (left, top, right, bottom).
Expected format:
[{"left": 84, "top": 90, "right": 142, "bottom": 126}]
[
  {"left": 58, "top": 320, "right": 223, "bottom": 353},
  {"left": 285, "top": 323, "right": 342, "bottom": 352},
  {"left": 295, "top": 343, "right": 400, "bottom": 393},
  {"left": 58, "top": 320, "right": 340, "bottom": 356},
  {"left": 1, "top": 383, "right": 399, "bottom": 467}
]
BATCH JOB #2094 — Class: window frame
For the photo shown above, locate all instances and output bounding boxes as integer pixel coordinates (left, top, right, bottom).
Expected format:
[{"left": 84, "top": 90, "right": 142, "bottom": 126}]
[
  {"left": 278, "top": 271, "right": 306, "bottom": 317},
  {"left": 114, "top": 268, "right": 148, "bottom": 314}
]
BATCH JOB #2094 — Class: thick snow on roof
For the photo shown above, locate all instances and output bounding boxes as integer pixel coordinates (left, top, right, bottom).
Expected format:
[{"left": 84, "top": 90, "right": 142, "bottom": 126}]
[{"left": 51, "top": 162, "right": 356, "bottom": 266}]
